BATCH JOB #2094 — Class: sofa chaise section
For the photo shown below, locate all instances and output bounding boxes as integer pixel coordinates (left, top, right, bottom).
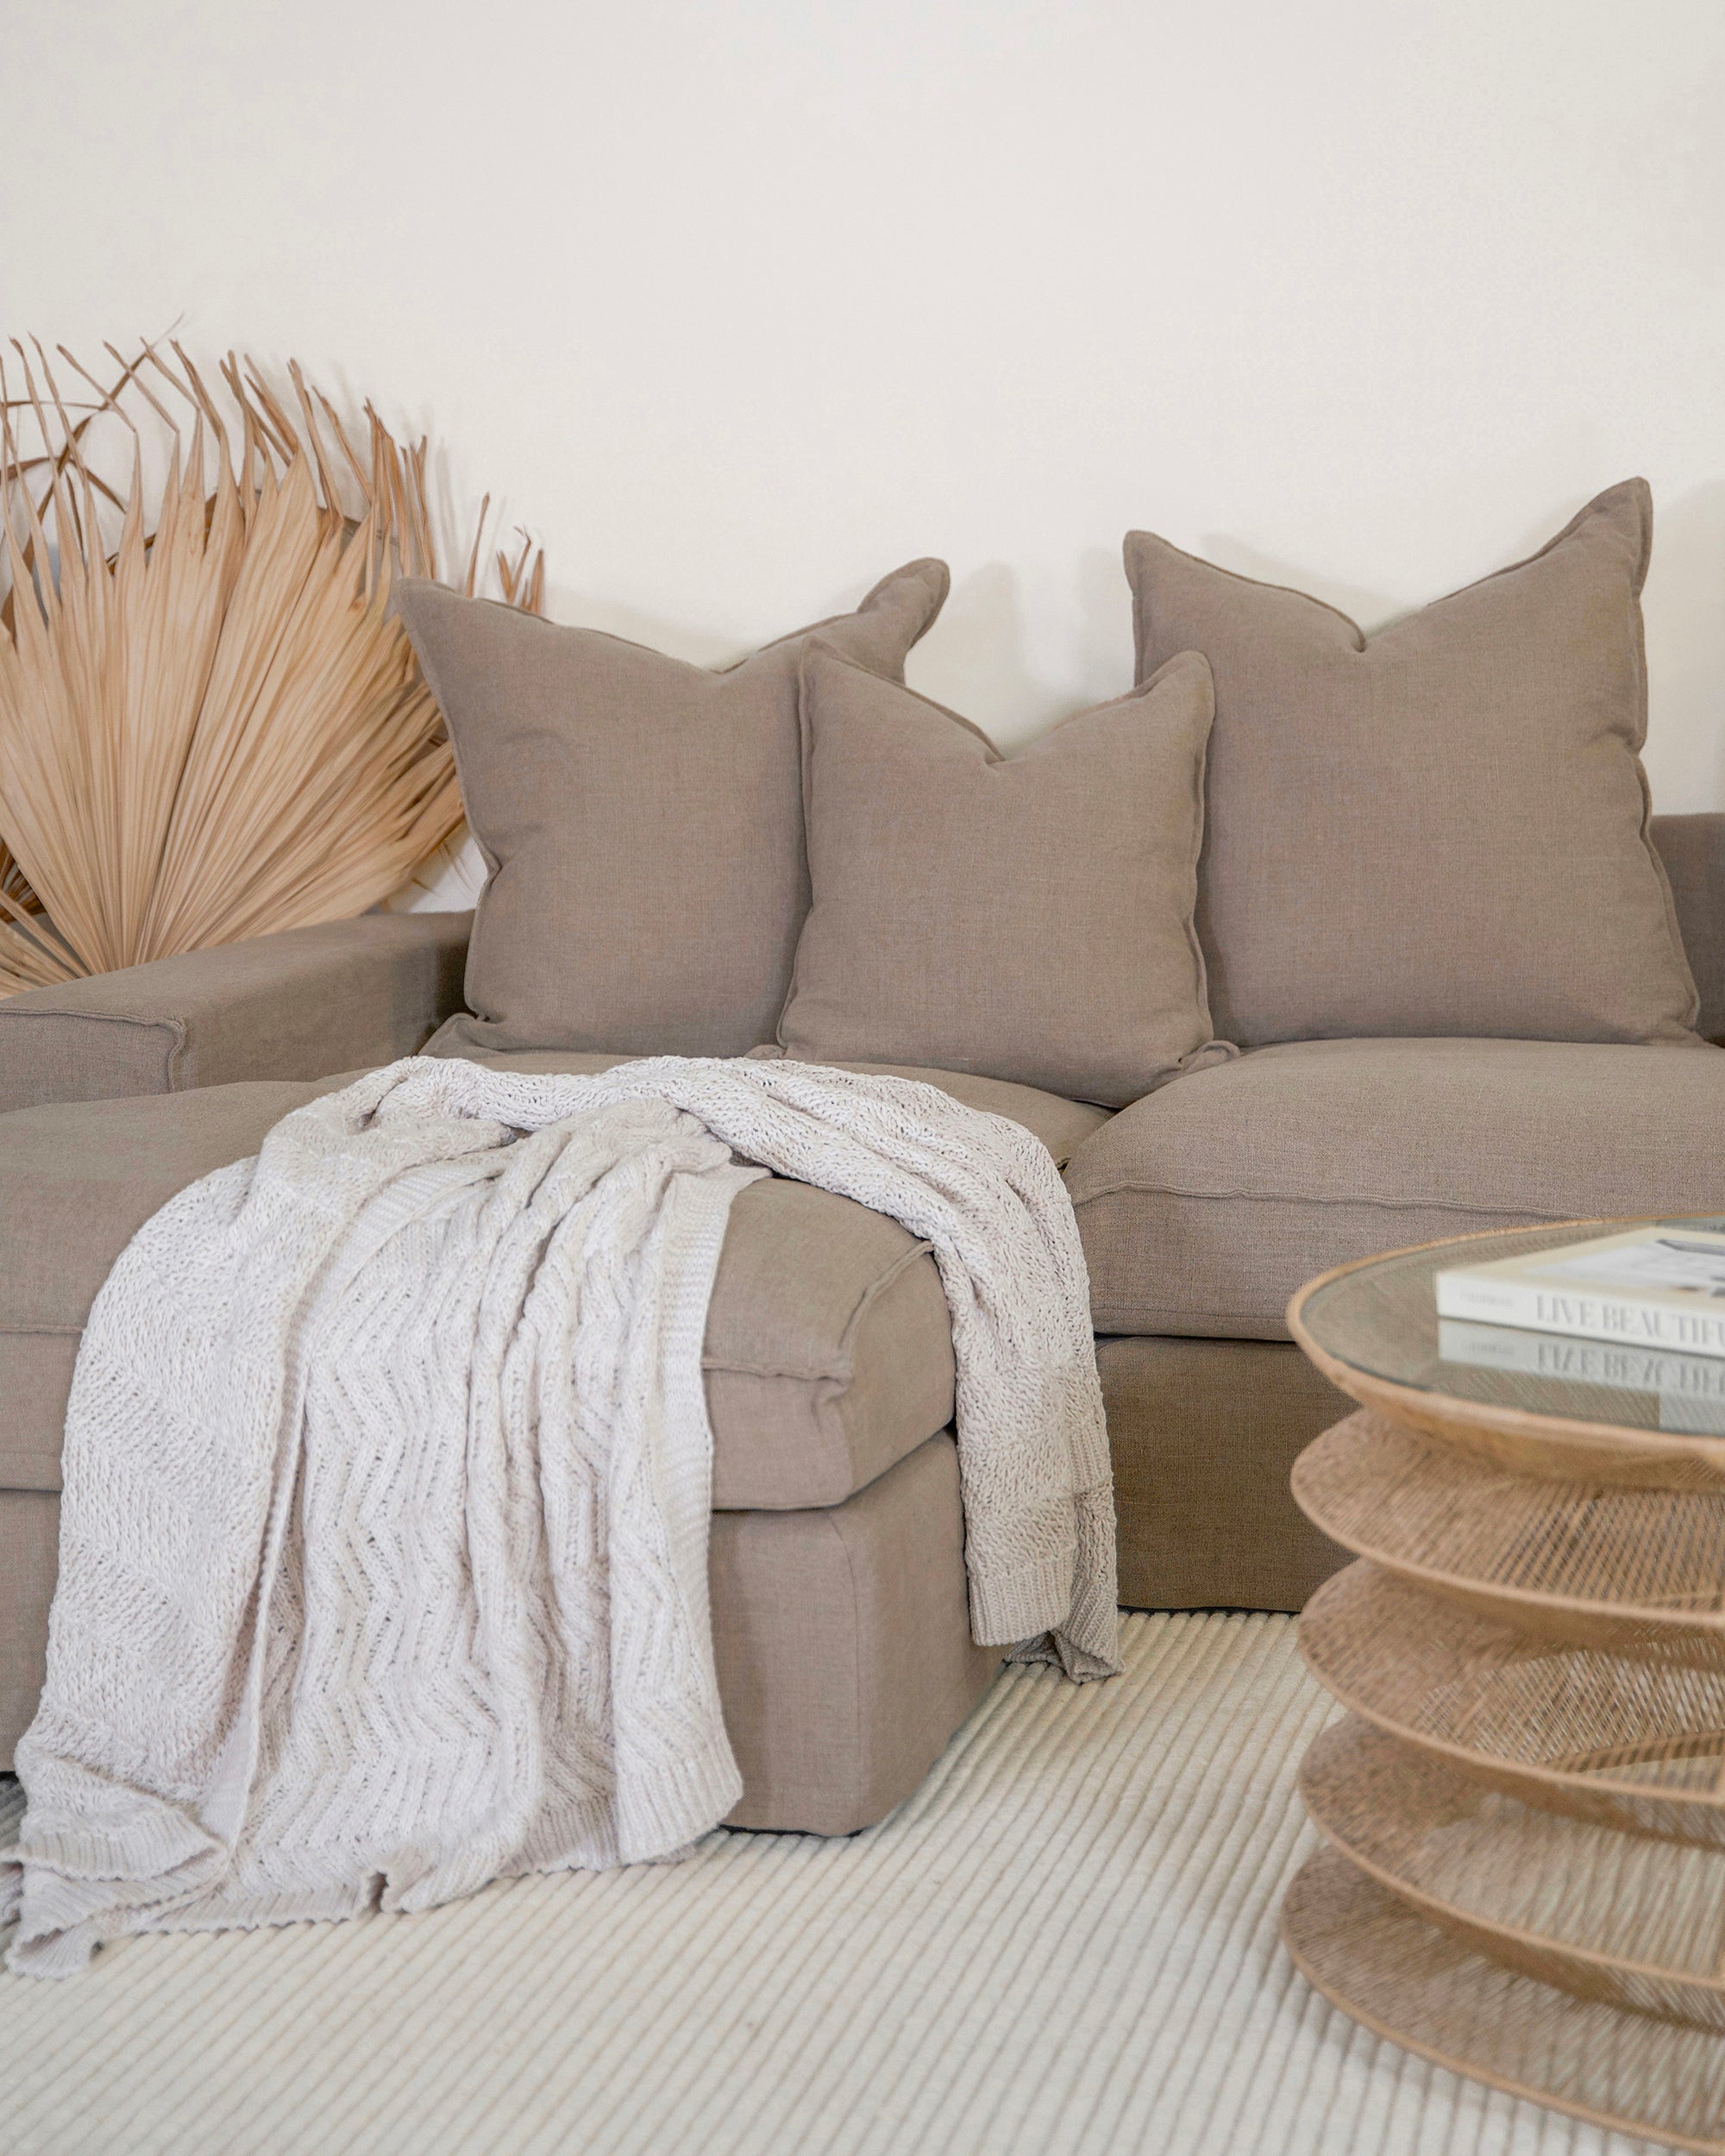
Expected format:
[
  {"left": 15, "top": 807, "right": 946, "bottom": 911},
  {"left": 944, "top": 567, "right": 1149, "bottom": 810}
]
[
  {"left": 0, "top": 1069, "right": 986, "bottom": 1518},
  {"left": 0, "top": 1055, "right": 1107, "bottom": 1827}
]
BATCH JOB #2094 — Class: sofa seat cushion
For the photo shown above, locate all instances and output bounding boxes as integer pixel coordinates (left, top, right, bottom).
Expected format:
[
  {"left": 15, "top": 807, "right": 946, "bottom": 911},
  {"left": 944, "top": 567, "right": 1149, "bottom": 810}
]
[
  {"left": 431, "top": 1037, "right": 1114, "bottom": 1168},
  {"left": 0, "top": 1055, "right": 1098, "bottom": 1507},
  {"left": 1065, "top": 1035, "right": 1725, "bottom": 1338}
]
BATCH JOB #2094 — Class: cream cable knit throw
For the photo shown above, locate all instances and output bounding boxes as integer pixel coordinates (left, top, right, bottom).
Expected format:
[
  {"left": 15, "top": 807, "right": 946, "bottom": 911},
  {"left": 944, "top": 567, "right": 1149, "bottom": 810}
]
[{"left": 3, "top": 1055, "right": 1118, "bottom": 1977}]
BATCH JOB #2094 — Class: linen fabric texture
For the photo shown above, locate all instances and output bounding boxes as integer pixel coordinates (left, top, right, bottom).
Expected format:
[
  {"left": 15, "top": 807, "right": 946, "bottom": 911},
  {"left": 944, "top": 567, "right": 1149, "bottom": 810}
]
[
  {"left": 395, "top": 563, "right": 949, "bottom": 1062},
  {"left": 0, "top": 912, "right": 470, "bottom": 1117},
  {"left": 1653, "top": 812, "right": 1725, "bottom": 1040},
  {"left": 4, "top": 1056, "right": 1117, "bottom": 1973},
  {"left": 777, "top": 643, "right": 1233, "bottom": 1108},
  {"left": 1064, "top": 1034, "right": 1725, "bottom": 1338},
  {"left": 1125, "top": 480, "right": 1701, "bottom": 1047}
]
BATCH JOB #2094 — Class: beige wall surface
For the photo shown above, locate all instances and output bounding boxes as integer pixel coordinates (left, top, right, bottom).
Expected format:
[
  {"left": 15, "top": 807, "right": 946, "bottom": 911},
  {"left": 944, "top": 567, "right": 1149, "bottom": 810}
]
[{"left": 10, "top": 0, "right": 1725, "bottom": 900}]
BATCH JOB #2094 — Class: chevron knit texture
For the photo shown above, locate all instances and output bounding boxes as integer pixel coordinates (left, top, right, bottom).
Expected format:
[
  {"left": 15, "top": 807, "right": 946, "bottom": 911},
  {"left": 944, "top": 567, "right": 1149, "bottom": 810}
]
[{"left": 2, "top": 1055, "right": 1119, "bottom": 1977}]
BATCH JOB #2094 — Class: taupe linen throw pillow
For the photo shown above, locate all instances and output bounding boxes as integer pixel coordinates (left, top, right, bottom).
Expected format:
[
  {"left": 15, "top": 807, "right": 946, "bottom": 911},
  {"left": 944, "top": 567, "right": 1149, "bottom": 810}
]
[
  {"left": 1125, "top": 480, "right": 1700, "bottom": 1048},
  {"left": 776, "top": 643, "right": 1233, "bottom": 1107},
  {"left": 397, "top": 561, "right": 949, "bottom": 1056}
]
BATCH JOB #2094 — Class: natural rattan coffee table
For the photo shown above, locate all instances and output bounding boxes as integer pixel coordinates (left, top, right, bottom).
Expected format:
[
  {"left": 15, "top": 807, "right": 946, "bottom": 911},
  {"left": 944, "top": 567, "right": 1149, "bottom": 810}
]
[{"left": 1283, "top": 1221, "right": 1725, "bottom": 2153}]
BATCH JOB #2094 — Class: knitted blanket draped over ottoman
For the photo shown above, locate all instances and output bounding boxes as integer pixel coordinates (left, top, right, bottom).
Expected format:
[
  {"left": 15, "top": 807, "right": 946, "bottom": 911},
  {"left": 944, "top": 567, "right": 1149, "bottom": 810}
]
[{"left": 2, "top": 1056, "right": 1118, "bottom": 1976}]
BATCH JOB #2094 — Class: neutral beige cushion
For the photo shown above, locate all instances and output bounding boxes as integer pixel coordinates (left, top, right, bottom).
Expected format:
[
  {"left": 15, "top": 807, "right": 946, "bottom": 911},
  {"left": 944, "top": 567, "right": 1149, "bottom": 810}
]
[
  {"left": 397, "top": 563, "right": 949, "bottom": 1060},
  {"left": 0, "top": 1053, "right": 1101, "bottom": 1509},
  {"left": 0, "top": 912, "right": 470, "bottom": 1117},
  {"left": 778, "top": 644, "right": 1230, "bottom": 1108},
  {"left": 1126, "top": 482, "right": 1701, "bottom": 1049},
  {"left": 1067, "top": 1035, "right": 1725, "bottom": 1339}
]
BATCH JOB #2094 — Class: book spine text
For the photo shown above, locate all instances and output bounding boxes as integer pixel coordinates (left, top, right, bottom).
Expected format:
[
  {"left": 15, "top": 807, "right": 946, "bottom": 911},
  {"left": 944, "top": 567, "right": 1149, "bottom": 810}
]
[{"left": 1435, "top": 1274, "right": 1725, "bottom": 1360}]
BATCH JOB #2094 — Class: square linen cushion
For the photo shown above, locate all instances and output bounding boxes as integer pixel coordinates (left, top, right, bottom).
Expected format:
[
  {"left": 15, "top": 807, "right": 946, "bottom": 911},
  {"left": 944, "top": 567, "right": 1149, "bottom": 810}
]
[
  {"left": 1125, "top": 479, "right": 1701, "bottom": 1049},
  {"left": 776, "top": 642, "right": 1233, "bottom": 1108},
  {"left": 396, "top": 561, "right": 949, "bottom": 1057}
]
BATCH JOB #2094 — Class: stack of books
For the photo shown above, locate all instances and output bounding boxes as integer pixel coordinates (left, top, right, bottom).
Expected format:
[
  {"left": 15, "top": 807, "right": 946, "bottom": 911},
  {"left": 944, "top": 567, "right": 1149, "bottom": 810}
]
[{"left": 1436, "top": 1221, "right": 1725, "bottom": 1434}]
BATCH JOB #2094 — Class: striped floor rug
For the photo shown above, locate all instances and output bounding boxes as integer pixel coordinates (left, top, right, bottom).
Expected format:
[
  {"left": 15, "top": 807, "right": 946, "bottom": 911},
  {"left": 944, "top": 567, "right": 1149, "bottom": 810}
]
[{"left": 0, "top": 1613, "right": 1658, "bottom": 2156}]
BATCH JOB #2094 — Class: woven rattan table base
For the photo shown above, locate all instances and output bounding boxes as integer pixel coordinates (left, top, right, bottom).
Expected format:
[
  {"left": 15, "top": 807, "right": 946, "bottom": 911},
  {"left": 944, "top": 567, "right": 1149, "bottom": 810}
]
[
  {"left": 1286, "top": 1282, "right": 1725, "bottom": 2151},
  {"left": 1283, "top": 1849, "right": 1725, "bottom": 2153}
]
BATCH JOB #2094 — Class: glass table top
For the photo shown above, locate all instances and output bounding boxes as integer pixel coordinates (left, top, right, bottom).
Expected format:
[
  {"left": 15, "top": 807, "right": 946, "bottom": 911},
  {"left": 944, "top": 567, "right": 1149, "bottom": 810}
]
[{"left": 1296, "top": 1221, "right": 1725, "bottom": 1437}]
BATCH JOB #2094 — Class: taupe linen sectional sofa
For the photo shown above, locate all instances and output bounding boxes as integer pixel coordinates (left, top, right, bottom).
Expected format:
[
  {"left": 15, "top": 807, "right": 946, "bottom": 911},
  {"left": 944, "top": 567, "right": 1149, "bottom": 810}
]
[
  {"left": 5, "top": 479, "right": 1725, "bottom": 1839},
  {"left": 3, "top": 825, "right": 1722, "bottom": 1829}
]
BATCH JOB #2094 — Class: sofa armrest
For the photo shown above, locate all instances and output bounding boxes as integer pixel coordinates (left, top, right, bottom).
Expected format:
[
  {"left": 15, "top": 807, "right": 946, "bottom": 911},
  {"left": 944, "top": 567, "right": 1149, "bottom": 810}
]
[
  {"left": 1652, "top": 813, "right": 1725, "bottom": 1044},
  {"left": 0, "top": 912, "right": 473, "bottom": 1113}
]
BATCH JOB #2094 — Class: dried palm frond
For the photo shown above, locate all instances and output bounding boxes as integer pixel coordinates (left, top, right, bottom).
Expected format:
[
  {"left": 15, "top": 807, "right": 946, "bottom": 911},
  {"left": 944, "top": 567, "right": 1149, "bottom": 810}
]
[{"left": 0, "top": 340, "right": 543, "bottom": 996}]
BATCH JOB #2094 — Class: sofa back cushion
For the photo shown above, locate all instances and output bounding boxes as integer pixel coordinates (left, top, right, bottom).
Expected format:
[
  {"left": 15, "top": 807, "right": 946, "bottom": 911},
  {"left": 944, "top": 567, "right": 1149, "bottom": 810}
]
[
  {"left": 775, "top": 643, "right": 1233, "bottom": 1107},
  {"left": 1125, "top": 480, "right": 1700, "bottom": 1049},
  {"left": 396, "top": 562, "right": 949, "bottom": 1057},
  {"left": 1651, "top": 813, "right": 1725, "bottom": 1044}
]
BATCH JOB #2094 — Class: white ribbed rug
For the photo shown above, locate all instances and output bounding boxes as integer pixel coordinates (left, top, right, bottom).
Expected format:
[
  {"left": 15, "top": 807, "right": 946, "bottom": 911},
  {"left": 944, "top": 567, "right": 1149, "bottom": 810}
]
[{"left": 0, "top": 1613, "right": 1659, "bottom": 2156}]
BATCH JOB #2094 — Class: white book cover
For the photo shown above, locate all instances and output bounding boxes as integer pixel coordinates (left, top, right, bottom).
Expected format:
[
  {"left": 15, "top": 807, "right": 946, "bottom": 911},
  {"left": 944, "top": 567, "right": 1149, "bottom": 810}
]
[{"left": 1434, "top": 1221, "right": 1725, "bottom": 1361}]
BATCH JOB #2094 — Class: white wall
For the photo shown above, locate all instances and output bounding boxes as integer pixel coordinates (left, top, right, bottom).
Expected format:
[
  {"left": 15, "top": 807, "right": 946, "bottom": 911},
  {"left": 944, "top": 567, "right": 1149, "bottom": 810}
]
[{"left": 12, "top": 0, "right": 1725, "bottom": 837}]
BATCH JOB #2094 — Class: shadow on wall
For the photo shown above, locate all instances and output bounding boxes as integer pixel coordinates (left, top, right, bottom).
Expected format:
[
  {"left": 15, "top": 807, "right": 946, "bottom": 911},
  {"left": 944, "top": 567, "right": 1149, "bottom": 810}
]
[
  {"left": 910, "top": 554, "right": 1143, "bottom": 749},
  {"left": 908, "top": 562, "right": 1033, "bottom": 736}
]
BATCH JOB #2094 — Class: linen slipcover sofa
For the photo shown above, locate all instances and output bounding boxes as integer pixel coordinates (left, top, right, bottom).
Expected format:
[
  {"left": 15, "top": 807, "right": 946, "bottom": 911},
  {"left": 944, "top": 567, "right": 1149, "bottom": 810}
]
[{"left": 3, "top": 809, "right": 1722, "bottom": 1832}]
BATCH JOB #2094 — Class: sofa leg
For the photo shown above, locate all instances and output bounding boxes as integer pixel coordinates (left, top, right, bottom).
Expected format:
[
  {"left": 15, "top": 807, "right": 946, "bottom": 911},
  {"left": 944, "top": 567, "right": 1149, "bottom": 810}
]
[{"left": 712, "top": 1432, "right": 1001, "bottom": 1836}]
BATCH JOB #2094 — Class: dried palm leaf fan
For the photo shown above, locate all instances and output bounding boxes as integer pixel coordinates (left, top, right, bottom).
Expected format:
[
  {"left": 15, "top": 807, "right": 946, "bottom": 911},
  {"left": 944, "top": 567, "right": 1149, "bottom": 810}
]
[{"left": 0, "top": 338, "right": 543, "bottom": 996}]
